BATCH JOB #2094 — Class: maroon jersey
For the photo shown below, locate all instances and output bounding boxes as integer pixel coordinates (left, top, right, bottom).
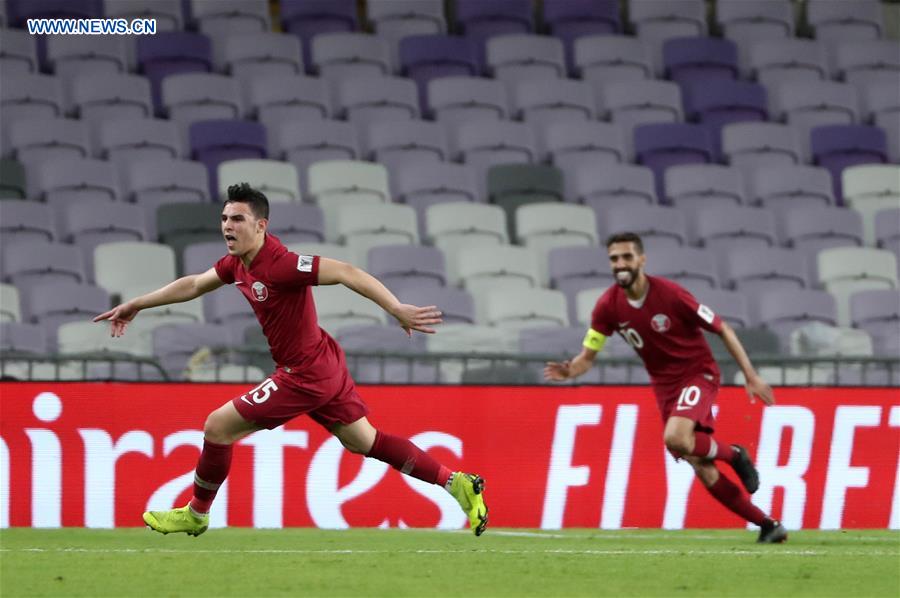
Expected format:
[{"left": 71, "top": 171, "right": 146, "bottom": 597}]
[
  {"left": 589, "top": 275, "right": 723, "bottom": 385},
  {"left": 214, "top": 234, "right": 345, "bottom": 382}
]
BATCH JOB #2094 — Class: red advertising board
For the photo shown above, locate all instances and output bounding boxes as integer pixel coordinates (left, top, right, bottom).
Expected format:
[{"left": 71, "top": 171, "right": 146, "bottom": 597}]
[{"left": 1, "top": 383, "right": 898, "bottom": 530}]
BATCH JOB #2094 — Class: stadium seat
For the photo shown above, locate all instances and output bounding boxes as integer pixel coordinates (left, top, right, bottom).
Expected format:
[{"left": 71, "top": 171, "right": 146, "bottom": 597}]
[
  {"left": 603, "top": 204, "right": 688, "bottom": 252},
  {"left": 832, "top": 40, "right": 900, "bottom": 86},
  {"left": 807, "top": 0, "right": 883, "bottom": 41},
  {"left": 634, "top": 123, "right": 714, "bottom": 198},
  {"left": 94, "top": 241, "right": 177, "bottom": 300},
  {"left": 451, "top": 120, "right": 536, "bottom": 170},
  {"left": 842, "top": 165, "right": 900, "bottom": 245},
  {"left": 190, "top": 0, "right": 269, "bottom": 36},
  {"left": 629, "top": 0, "right": 706, "bottom": 41},
  {"left": 183, "top": 241, "right": 227, "bottom": 277},
  {"left": 362, "top": 120, "right": 448, "bottom": 167},
  {"left": 771, "top": 82, "right": 860, "bottom": 148},
  {"left": 331, "top": 203, "right": 418, "bottom": 260},
  {"left": 748, "top": 39, "right": 828, "bottom": 88},
  {"left": 399, "top": 36, "right": 479, "bottom": 106},
  {"left": 64, "top": 202, "right": 148, "bottom": 278},
  {"left": 23, "top": 280, "right": 110, "bottom": 339},
  {"left": 8, "top": 118, "right": 90, "bottom": 165},
  {"left": 511, "top": 79, "right": 594, "bottom": 124},
  {"left": 537, "top": 121, "right": 627, "bottom": 171},
  {"left": 279, "top": 0, "right": 358, "bottom": 67},
  {"left": 0, "top": 27, "right": 37, "bottom": 77},
  {"left": 245, "top": 75, "right": 330, "bottom": 123},
  {"left": 878, "top": 112, "right": 900, "bottom": 163},
  {"left": 516, "top": 202, "right": 596, "bottom": 248},
  {"left": 125, "top": 158, "right": 209, "bottom": 206},
  {"left": 520, "top": 325, "right": 603, "bottom": 383},
  {"left": 218, "top": 159, "right": 300, "bottom": 203},
  {"left": 398, "top": 286, "right": 476, "bottom": 325},
  {"left": 748, "top": 165, "right": 834, "bottom": 209},
  {"left": 203, "top": 287, "right": 256, "bottom": 329},
  {"left": 368, "top": 0, "right": 446, "bottom": 39},
  {"left": 850, "top": 289, "right": 900, "bottom": 355},
  {"left": 2, "top": 240, "right": 86, "bottom": 287},
  {"left": 392, "top": 162, "right": 479, "bottom": 224},
  {"left": 818, "top": 247, "right": 898, "bottom": 325},
  {"left": 721, "top": 247, "right": 808, "bottom": 294},
  {"left": 57, "top": 318, "right": 163, "bottom": 357},
  {"left": 266, "top": 203, "right": 325, "bottom": 245},
  {"left": 663, "top": 37, "right": 738, "bottom": 85},
  {"left": 664, "top": 165, "right": 745, "bottom": 209},
  {"left": 692, "top": 206, "right": 777, "bottom": 252},
  {"left": 488, "top": 164, "right": 564, "bottom": 239},
  {"left": 156, "top": 203, "right": 222, "bottom": 273},
  {"left": 270, "top": 120, "right": 357, "bottom": 194},
  {"left": 336, "top": 324, "right": 436, "bottom": 384},
  {"left": 573, "top": 35, "right": 652, "bottom": 83},
  {"left": 69, "top": 74, "right": 153, "bottom": 123},
  {"left": 455, "top": 245, "right": 539, "bottom": 300},
  {"left": 484, "top": 288, "right": 569, "bottom": 331},
  {"left": 486, "top": 34, "right": 566, "bottom": 82},
  {"left": 858, "top": 80, "right": 900, "bottom": 122},
  {"left": 547, "top": 246, "right": 614, "bottom": 322},
  {"left": 0, "top": 321, "right": 46, "bottom": 353},
  {"left": 0, "top": 284, "right": 21, "bottom": 323},
  {"left": 427, "top": 76, "right": 509, "bottom": 123},
  {"left": 28, "top": 157, "right": 120, "bottom": 205},
  {"left": 189, "top": 119, "right": 267, "bottom": 199},
  {"left": 0, "top": 202, "right": 56, "bottom": 247},
  {"left": 217, "top": 32, "right": 303, "bottom": 80},
  {"left": 311, "top": 33, "right": 391, "bottom": 81},
  {"left": 716, "top": 0, "right": 793, "bottom": 43},
  {"left": 96, "top": 118, "right": 181, "bottom": 166},
  {"left": 312, "top": 285, "right": 386, "bottom": 334},
  {"left": 152, "top": 322, "right": 233, "bottom": 379},
  {"left": 104, "top": 0, "right": 183, "bottom": 31},
  {"left": 0, "top": 74, "right": 62, "bottom": 127},
  {"left": 780, "top": 206, "right": 864, "bottom": 257},
  {"left": 721, "top": 122, "right": 801, "bottom": 175},
  {"left": 454, "top": 0, "right": 533, "bottom": 39},
  {"left": 0, "top": 168, "right": 26, "bottom": 204},
  {"left": 875, "top": 208, "right": 900, "bottom": 254},
  {"left": 542, "top": 0, "right": 619, "bottom": 74},
  {"left": 162, "top": 73, "right": 242, "bottom": 125},
  {"left": 307, "top": 160, "right": 390, "bottom": 212},
  {"left": 367, "top": 245, "right": 446, "bottom": 292},
  {"left": 646, "top": 247, "right": 718, "bottom": 291},
  {"left": 5, "top": 0, "right": 96, "bottom": 27},
  {"left": 334, "top": 76, "right": 419, "bottom": 124},
  {"left": 598, "top": 80, "right": 683, "bottom": 134},
  {"left": 681, "top": 80, "right": 768, "bottom": 133},
  {"left": 573, "top": 286, "right": 606, "bottom": 327},
  {"left": 45, "top": 34, "right": 127, "bottom": 80},
  {"left": 754, "top": 288, "right": 838, "bottom": 345},
  {"left": 136, "top": 32, "right": 213, "bottom": 115},
  {"left": 570, "top": 163, "right": 657, "bottom": 211},
  {"left": 811, "top": 125, "right": 888, "bottom": 203}
]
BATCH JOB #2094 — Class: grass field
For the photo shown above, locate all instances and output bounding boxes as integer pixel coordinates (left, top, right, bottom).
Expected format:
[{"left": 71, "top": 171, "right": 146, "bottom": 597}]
[{"left": 1, "top": 528, "right": 897, "bottom": 597}]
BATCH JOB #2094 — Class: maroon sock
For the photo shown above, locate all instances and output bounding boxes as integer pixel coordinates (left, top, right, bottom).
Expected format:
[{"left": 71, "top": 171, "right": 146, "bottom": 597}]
[
  {"left": 691, "top": 432, "right": 736, "bottom": 462},
  {"left": 189, "top": 439, "right": 233, "bottom": 514},
  {"left": 707, "top": 472, "right": 767, "bottom": 526},
  {"left": 366, "top": 430, "right": 452, "bottom": 487}
]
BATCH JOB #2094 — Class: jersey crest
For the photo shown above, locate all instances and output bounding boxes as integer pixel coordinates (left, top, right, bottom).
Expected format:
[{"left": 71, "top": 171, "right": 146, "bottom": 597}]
[
  {"left": 651, "top": 313, "right": 671, "bottom": 333},
  {"left": 251, "top": 281, "right": 269, "bottom": 302}
]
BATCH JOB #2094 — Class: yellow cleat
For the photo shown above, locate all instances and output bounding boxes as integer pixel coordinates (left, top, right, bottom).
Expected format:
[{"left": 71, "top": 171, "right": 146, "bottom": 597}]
[
  {"left": 143, "top": 504, "right": 209, "bottom": 537},
  {"left": 449, "top": 472, "right": 488, "bottom": 536}
]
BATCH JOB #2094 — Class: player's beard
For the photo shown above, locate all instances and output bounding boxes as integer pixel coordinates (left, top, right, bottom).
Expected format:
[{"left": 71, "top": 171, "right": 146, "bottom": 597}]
[{"left": 614, "top": 268, "right": 638, "bottom": 289}]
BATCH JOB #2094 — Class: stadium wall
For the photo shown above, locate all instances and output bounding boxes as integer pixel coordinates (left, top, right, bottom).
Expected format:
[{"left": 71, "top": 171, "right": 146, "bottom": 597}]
[{"left": 1, "top": 383, "right": 898, "bottom": 530}]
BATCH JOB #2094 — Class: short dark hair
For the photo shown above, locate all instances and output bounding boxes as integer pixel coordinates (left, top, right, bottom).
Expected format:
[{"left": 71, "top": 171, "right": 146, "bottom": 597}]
[
  {"left": 224, "top": 182, "right": 269, "bottom": 220},
  {"left": 605, "top": 232, "right": 644, "bottom": 254}
]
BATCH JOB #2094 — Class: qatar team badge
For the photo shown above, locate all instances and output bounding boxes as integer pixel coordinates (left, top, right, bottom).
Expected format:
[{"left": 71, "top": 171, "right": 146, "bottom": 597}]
[
  {"left": 651, "top": 313, "right": 671, "bottom": 333},
  {"left": 251, "top": 281, "right": 269, "bottom": 302}
]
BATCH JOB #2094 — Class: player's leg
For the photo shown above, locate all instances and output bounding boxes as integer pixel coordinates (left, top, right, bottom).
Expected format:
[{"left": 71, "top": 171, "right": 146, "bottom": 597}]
[
  {"left": 144, "top": 401, "right": 261, "bottom": 536},
  {"left": 683, "top": 456, "right": 787, "bottom": 543},
  {"left": 330, "top": 416, "right": 488, "bottom": 536}
]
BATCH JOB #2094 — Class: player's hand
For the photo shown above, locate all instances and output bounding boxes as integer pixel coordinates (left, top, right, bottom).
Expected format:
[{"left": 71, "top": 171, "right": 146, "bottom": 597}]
[
  {"left": 391, "top": 303, "right": 442, "bottom": 336},
  {"left": 745, "top": 373, "right": 775, "bottom": 406},
  {"left": 544, "top": 360, "right": 571, "bottom": 381},
  {"left": 93, "top": 301, "right": 139, "bottom": 337}
]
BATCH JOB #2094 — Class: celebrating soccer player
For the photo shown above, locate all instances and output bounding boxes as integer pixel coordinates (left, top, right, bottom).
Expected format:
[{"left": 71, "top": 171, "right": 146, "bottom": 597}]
[
  {"left": 94, "top": 183, "right": 488, "bottom": 537},
  {"left": 544, "top": 232, "right": 787, "bottom": 543}
]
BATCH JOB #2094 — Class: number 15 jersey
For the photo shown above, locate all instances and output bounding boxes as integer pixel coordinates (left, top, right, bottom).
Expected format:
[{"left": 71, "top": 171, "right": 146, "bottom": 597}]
[{"left": 586, "top": 275, "right": 723, "bottom": 386}]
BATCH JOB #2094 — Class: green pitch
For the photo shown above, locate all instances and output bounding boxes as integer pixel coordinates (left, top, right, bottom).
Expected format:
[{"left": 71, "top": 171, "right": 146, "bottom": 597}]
[{"left": 1, "top": 528, "right": 897, "bottom": 597}]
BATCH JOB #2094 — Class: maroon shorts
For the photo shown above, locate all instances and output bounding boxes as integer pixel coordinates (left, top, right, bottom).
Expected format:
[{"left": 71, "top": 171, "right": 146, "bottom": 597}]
[
  {"left": 653, "top": 372, "right": 719, "bottom": 434},
  {"left": 231, "top": 367, "right": 369, "bottom": 430}
]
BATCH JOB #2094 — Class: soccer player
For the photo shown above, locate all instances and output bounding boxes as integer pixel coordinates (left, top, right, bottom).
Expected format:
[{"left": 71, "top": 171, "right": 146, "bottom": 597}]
[
  {"left": 94, "top": 183, "right": 488, "bottom": 537},
  {"left": 544, "top": 232, "right": 787, "bottom": 543}
]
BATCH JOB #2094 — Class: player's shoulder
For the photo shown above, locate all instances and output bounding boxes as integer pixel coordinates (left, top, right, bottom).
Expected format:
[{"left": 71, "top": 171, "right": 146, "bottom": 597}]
[
  {"left": 594, "top": 283, "right": 620, "bottom": 308},
  {"left": 649, "top": 275, "right": 690, "bottom": 297}
]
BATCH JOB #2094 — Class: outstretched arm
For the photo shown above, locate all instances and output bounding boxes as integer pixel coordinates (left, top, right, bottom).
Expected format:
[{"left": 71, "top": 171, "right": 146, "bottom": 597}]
[
  {"left": 93, "top": 268, "right": 224, "bottom": 337},
  {"left": 544, "top": 346, "right": 598, "bottom": 381},
  {"left": 719, "top": 321, "right": 775, "bottom": 405},
  {"left": 317, "top": 257, "right": 442, "bottom": 335}
]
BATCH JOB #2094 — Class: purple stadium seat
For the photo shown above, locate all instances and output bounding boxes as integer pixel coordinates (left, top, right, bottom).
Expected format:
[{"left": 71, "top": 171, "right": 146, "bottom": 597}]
[
  {"left": 634, "top": 123, "right": 714, "bottom": 198},
  {"left": 125, "top": 158, "right": 209, "bottom": 209},
  {"left": 7, "top": 117, "right": 90, "bottom": 165},
  {"left": 663, "top": 37, "right": 738, "bottom": 85},
  {"left": 153, "top": 323, "right": 234, "bottom": 379},
  {"left": 6, "top": 0, "right": 101, "bottom": 28},
  {"left": 266, "top": 203, "right": 325, "bottom": 244},
  {"left": 780, "top": 206, "right": 864, "bottom": 255},
  {"left": 279, "top": 0, "right": 358, "bottom": 67},
  {"left": 247, "top": 75, "right": 330, "bottom": 123},
  {"left": 399, "top": 35, "right": 480, "bottom": 110},
  {"left": 0, "top": 74, "right": 63, "bottom": 128},
  {"left": 716, "top": 0, "right": 794, "bottom": 43},
  {"left": 875, "top": 208, "right": 900, "bottom": 250},
  {"left": 218, "top": 32, "right": 304, "bottom": 81},
  {"left": 45, "top": 35, "right": 127, "bottom": 79},
  {"left": 571, "top": 163, "right": 656, "bottom": 211},
  {"left": 334, "top": 76, "right": 419, "bottom": 124},
  {"left": 398, "top": 286, "right": 476, "bottom": 325},
  {"left": 538, "top": 121, "right": 627, "bottom": 172},
  {"left": 1, "top": 322, "right": 48, "bottom": 356},
  {"left": 427, "top": 76, "right": 509, "bottom": 123},
  {"left": 603, "top": 205, "right": 688, "bottom": 252},
  {"left": 646, "top": 247, "right": 718, "bottom": 290},
  {"left": 721, "top": 247, "right": 808, "bottom": 295},
  {"left": 682, "top": 80, "right": 767, "bottom": 134},
  {"left": 451, "top": 120, "right": 536, "bottom": 174},
  {"left": 2, "top": 240, "right": 86, "bottom": 288},
  {"left": 512, "top": 79, "right": 594, "bottom": 124},
  {"left": 367, "top": 245, "right": 446, "bottom": 292},
  {"left": 63, "top": 201, "right": 148, "bottom": 278},
  {"left": 362, "top": 120, "right": 447, "bottom": 167},
  {"left": 833, "top": 40, "right": 900, "bottom": 87},
  {"left": 693, "top": 206, "right": 777, "bottom": 252},
  {"left": 599, "top": 79, "right": 684, "bottom": 133},
  {"left": 70, "top": 74, "right": 153, "bottom": 123},
  {"left": 807, "top": 0, "right": 883, "bottom": 41},
  {"left": 270, "top": 120, "right": 358, "bottom": 194},
  {"left": 486, "top": 34, "right": 566, "bottom": 82},
  {"left": 454, "top": 0, "right": 533, "bottom": 39},
  {"left": 137, "top": 32, "right": 212, "bottom": 115},
  {"left": 542, "top": 0, "right": 619, "bottom": 75},
  {"left": 392, "top": 162, "right": 479, "bottom": 235},
  {"left": 574, "top": 35, "right": 652, "bottom": 83},
  {"left": 747, "top": 165, "right": 833, "bottom": 209},
  {"left": 97, "top": 117, "right": 181, "bottom": 167},
  {"left": 183, "top": 241, "right": 225, "bottom": 277},
  {"left": 311, "top": 32, "right": 391, "bottom": 82},
  {"left": 754, "top": 289, "right": 837, "bottom": 344},
  {"left": 367, "top": 0, "right": 445, "bottom": 39},
  {"left": 335, "top": 324, "right": 435, "bottom": 384},
  {"left": 721, "top": 122, "right": 800, "bottom": 175},
  {"left": 810, "top": 125, "right": 888, "bottom": 203},
  {"left": 749, "top": 39, "right": 828, "bottom": 87},
  {"left": 162, "top": 73, "right": 242, "bottom": 127},
  {"left": 22, "top": 280, "right": 109, "bottom": 339},
  {"left": 0, "top": 202, "right": 56, "bottom": 247},
  {"left": 190, "top": 0, "right": 269, "bottom": 36},
  {"left": 28, "top": 157, "right": 120, "bottom": 205},
  {"left": 664, "top": 164, "right": 745, "bottom": 209},
  {"left": 850, "top": 289, "right": 900, "bottom": 355},
  {"left": 189, "top": 119, "right": 267, "bottom": 199}
]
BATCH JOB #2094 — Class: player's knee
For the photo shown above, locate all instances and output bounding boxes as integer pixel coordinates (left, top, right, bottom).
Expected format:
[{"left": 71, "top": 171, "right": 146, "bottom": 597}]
[
  {"left": 663, "top": 432, "right": 691, "bottom": 457},
  {"left": 203, "top": 412, "right": 230, "bottom": 444}
]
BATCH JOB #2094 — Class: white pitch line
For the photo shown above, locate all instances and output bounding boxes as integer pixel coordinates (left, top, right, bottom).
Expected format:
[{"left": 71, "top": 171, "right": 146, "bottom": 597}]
[{"left": 1, "top": 548, "right": 897, "bottom": 557}]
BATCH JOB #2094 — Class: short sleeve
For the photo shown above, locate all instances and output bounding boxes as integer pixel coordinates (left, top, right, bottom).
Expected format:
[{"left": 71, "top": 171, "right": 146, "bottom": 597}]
[
  {"left": 675, "top": 285, "right": 723, "bottom": 334},
  {"left": 214, "top": 255, "right": 235, "bottom": 284},
  {"left": 589, "top": 291, "right": 615, "bottom": 337},
  {"left": 270, "top": 252, "right": 320, "bottom": 288}
]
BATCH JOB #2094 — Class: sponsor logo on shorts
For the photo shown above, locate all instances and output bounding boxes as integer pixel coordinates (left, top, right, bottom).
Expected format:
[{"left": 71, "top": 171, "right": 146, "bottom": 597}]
[
  {"left": 251, "top": 281, "right": 269, "bottom": 302},
  {"left": 298, "top": 255, "right": 314, "bottom": 273},
  {"left": 651, "top": 313, "right": 671, "bottom": 333}
]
